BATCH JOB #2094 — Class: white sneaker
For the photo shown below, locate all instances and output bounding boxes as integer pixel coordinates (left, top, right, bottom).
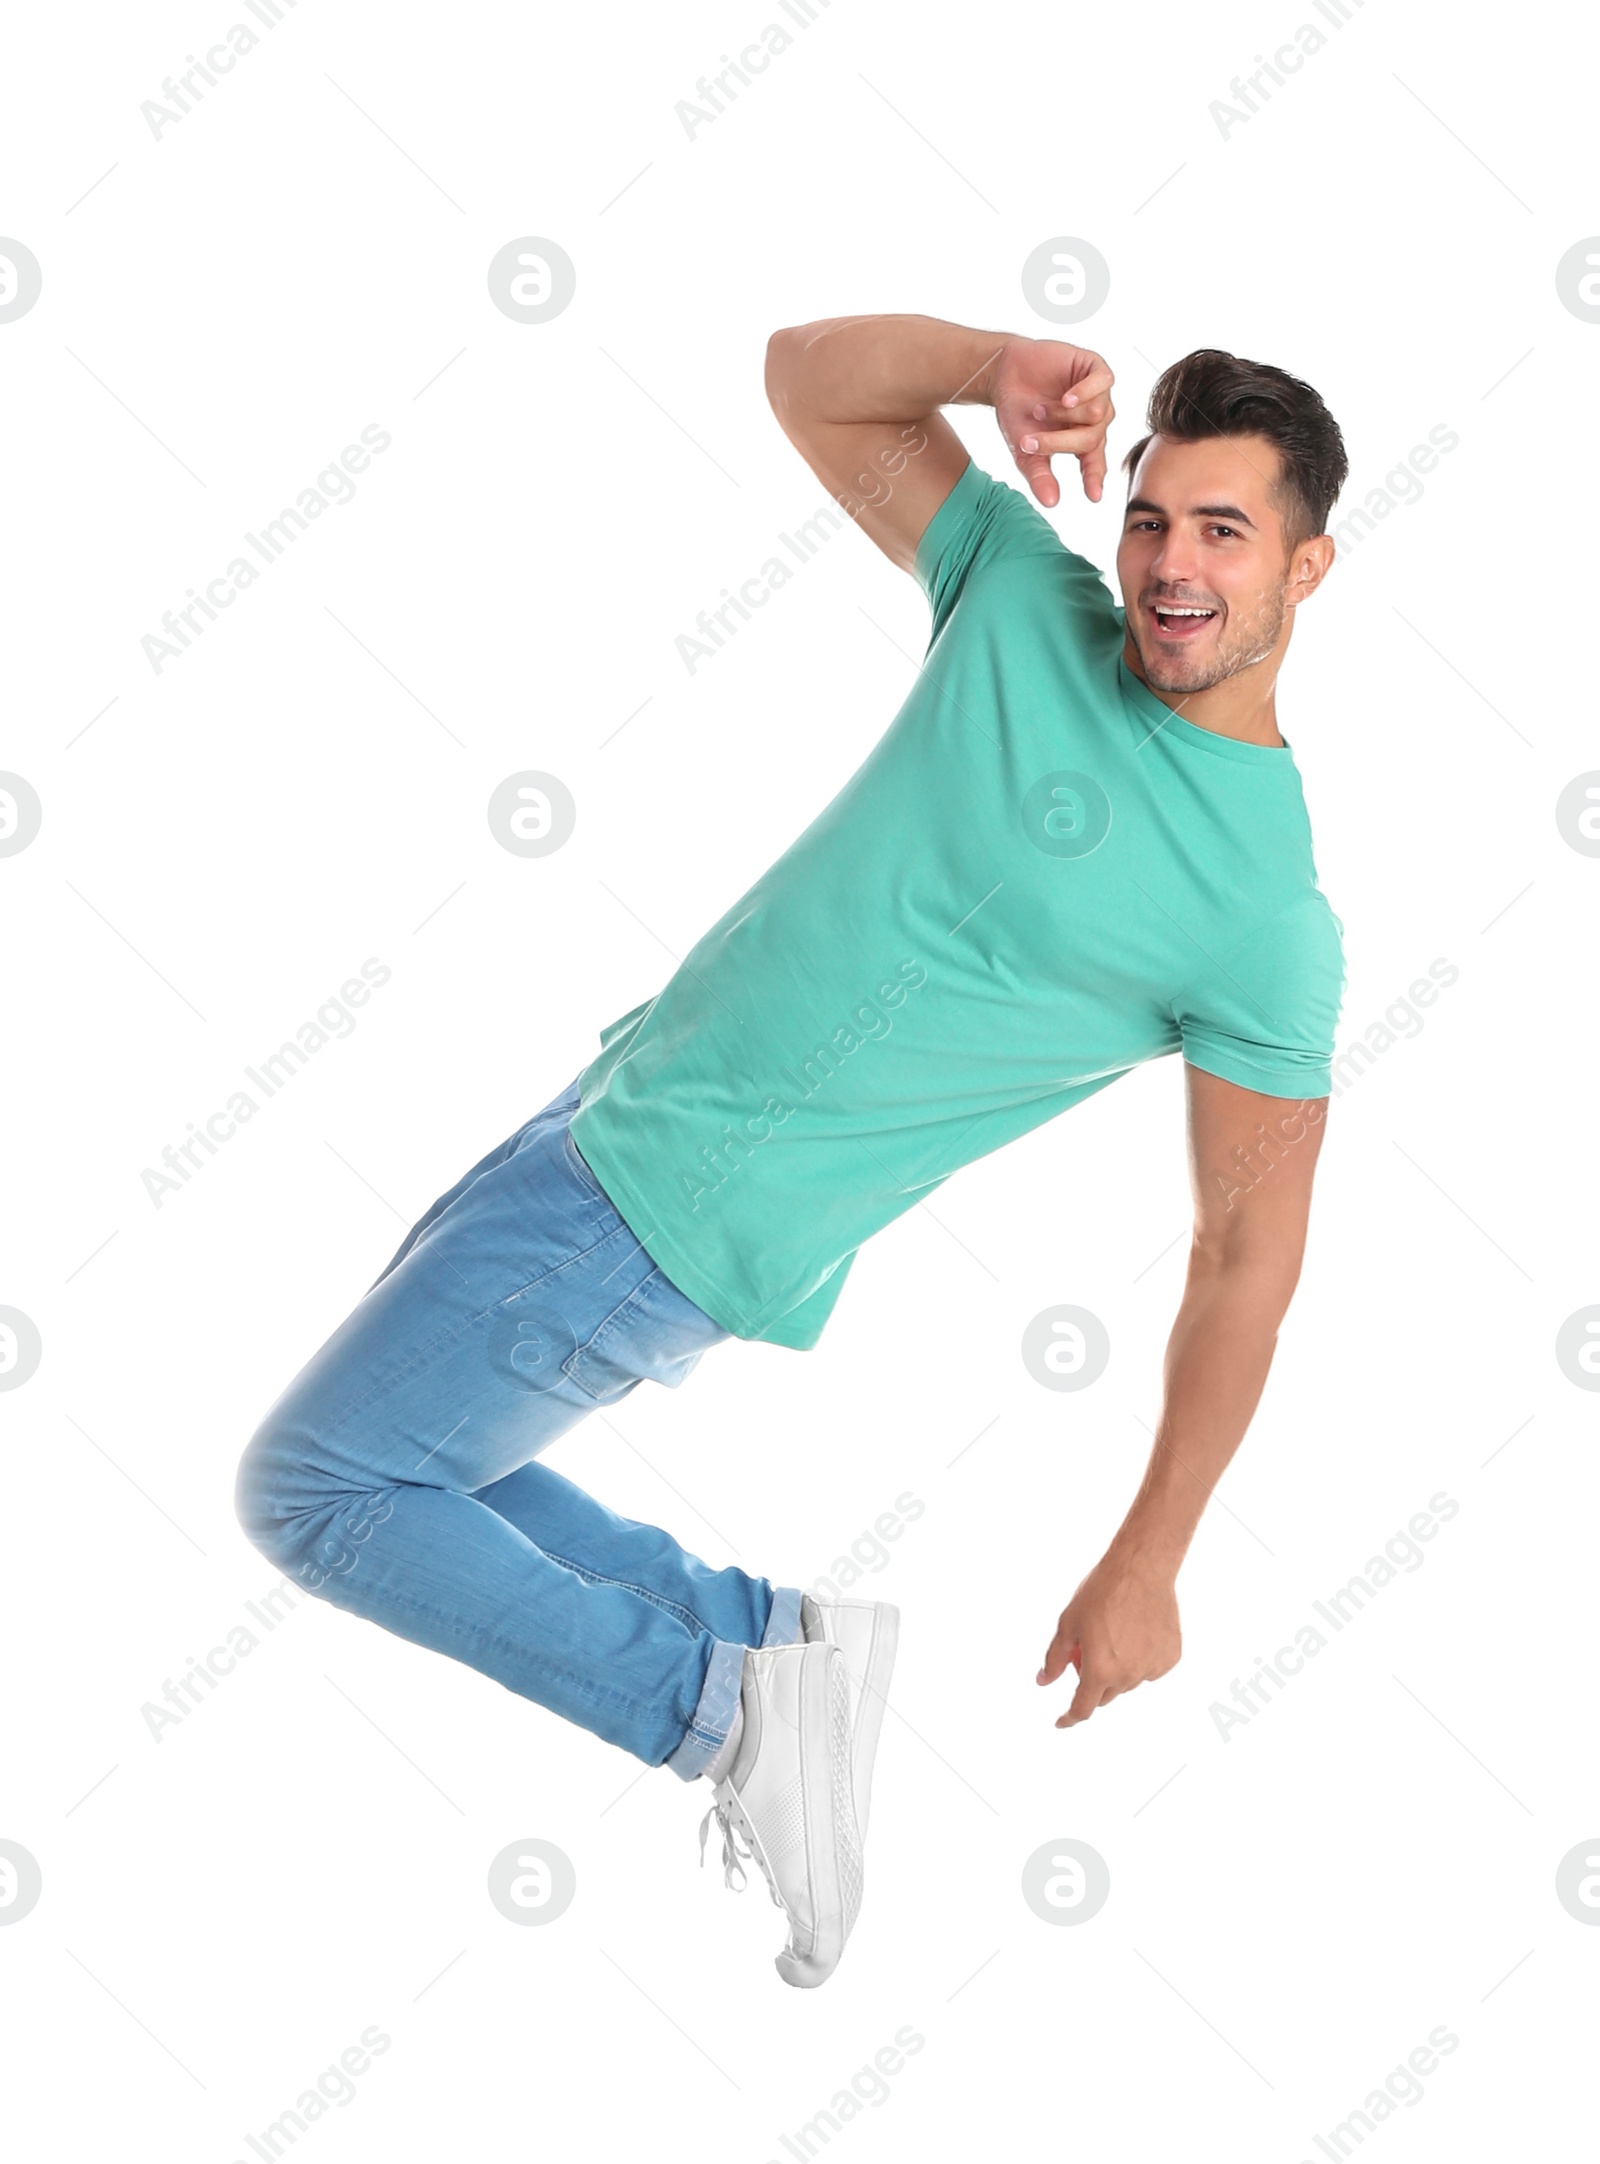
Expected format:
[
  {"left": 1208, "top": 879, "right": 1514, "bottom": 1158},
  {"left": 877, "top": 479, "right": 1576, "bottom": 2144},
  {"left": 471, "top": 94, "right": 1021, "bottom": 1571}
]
[
  {"left": 698, "top": 1640, "right": 863, "bottom": 1989},
  {"left": 800, "top": 1593, "right": 898, "bottom": 1840}
]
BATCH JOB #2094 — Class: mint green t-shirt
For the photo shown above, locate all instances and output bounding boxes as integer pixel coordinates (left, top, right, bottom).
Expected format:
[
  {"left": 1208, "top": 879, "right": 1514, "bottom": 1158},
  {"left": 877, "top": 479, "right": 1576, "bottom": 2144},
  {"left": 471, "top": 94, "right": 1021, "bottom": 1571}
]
[{"left": 570, "top": 458, "right": 1346, "bottom": 1350}]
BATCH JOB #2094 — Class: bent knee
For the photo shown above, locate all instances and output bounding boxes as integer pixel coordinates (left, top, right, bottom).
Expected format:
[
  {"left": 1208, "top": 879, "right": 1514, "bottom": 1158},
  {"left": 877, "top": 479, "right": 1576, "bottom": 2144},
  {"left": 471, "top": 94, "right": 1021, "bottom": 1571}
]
[
  {"left": 234, "top": 1414, "right": 393, "bottom": 1595},
  {"left": 235, "top": 1416, "right": 313, "bottom": 1575}
]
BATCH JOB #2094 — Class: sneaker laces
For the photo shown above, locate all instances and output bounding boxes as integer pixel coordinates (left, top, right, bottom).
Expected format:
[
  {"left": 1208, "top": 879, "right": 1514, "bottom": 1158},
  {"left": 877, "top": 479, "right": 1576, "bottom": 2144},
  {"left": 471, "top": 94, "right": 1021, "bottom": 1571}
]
[{"left": 698, "top": 1791, "right": 782, "bottom": 1907}]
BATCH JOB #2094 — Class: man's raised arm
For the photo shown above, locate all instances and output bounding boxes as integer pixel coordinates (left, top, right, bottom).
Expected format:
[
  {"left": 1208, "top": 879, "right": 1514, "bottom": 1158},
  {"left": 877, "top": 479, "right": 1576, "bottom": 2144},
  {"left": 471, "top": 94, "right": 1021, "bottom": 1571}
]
[{"left": 764, "top": 313, "right": 1116, "bottom": 573}]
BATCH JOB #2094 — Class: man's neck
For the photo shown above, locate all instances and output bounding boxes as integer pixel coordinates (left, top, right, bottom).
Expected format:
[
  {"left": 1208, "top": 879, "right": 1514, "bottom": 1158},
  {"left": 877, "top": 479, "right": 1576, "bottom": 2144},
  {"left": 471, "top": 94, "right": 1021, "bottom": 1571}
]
[{"left": 1122, "top": 634, "right": 1287, "bottom": 750}]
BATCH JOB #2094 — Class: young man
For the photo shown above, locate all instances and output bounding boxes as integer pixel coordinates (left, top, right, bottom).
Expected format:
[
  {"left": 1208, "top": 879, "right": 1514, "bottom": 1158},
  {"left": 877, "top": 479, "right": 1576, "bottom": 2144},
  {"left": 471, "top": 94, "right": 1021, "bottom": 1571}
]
[{"left": 236, "top": 313, "right": 1348, "bottom": 1989}]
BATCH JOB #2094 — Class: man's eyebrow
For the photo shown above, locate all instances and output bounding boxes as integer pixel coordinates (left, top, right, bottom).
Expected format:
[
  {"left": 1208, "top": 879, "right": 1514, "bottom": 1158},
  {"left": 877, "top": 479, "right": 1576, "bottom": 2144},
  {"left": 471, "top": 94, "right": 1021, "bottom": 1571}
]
[{"left": 1123, "top": 494, "right": 1258, "bottom": 530}]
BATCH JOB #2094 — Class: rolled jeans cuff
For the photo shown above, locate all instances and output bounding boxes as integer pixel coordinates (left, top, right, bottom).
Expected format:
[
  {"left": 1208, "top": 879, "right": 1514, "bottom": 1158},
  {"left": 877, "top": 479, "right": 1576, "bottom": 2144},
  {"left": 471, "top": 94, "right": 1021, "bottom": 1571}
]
[
  {"left": 664, "top": 1587, "right": 805, "bottom": 1781},
  {"left": 761, "top": 1584, "right": 804, "bottom": 1648},
  {"left": 664, "top": 1637, "right": 748, "bottom": 1782}
]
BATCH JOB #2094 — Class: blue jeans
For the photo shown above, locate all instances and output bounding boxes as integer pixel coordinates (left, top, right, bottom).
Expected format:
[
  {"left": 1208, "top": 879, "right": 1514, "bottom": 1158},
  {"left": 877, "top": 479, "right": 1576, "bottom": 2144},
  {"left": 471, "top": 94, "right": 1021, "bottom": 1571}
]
[{"left": 234, "top": 1076, "right": 803, "bottom": 1779}]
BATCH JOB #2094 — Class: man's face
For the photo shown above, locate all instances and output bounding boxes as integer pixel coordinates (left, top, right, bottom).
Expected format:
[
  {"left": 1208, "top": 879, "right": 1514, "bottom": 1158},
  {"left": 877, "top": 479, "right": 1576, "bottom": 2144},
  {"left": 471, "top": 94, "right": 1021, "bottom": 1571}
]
[{"left": 1116, "top": 433, "right": 1304, "bottom": 696}]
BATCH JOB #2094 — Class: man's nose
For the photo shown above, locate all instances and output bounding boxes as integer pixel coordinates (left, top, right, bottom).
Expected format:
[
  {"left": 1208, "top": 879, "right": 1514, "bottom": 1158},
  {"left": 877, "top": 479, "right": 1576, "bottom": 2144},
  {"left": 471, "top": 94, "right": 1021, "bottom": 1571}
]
[{"left": 1151, "top": 538, "right": 1200, "bottom": 587}]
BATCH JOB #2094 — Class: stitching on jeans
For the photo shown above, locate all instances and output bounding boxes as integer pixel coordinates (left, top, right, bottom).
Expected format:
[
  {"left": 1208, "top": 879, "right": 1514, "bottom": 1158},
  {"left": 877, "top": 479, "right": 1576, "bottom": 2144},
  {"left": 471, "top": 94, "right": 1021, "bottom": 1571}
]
[
  {"left": 267, "top": 1486, "right": 719, "bottom": 1744},
  {"left": 320, "top": 1215, "right": 639, "bottom": 1439},
  {"left": 540, "top": 1548, "right": 711, "bottom": 1639},
  {"left": 304, "top": 1577, "right": 669, "bottom": 1722},
  {"left": 561, "top": 1274, "right": 664, "bottom": 1401},
  {"left": 577, "top": 1273, "right": 657, "bottom": 1357},
  {"left": 563, "top": 1126, "right": 609, "bottom": 1202},
  {"left": 564, "top": 1264, "right": 722, "bottom": 1400}
]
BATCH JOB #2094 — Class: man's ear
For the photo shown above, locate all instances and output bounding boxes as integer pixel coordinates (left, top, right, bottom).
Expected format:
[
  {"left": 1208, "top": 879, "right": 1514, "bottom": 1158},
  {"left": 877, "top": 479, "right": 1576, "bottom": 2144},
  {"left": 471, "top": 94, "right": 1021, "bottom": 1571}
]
[{"left": 1286, "top": 532, "right": 1335, "bottom": 607}]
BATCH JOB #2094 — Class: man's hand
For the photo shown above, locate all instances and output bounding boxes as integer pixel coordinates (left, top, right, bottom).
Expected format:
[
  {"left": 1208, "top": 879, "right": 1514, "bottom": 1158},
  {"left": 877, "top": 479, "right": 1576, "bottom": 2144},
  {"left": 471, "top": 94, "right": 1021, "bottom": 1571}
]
[
  {"left": 987, "top": 337, "right": 1116, "bottom": 509},
  {"left": 1037, "top": 1543, "right": 1182, "bottom": 1728},
  {"left": 765, "top": 314, "right": 1116, "bottom": 570}
]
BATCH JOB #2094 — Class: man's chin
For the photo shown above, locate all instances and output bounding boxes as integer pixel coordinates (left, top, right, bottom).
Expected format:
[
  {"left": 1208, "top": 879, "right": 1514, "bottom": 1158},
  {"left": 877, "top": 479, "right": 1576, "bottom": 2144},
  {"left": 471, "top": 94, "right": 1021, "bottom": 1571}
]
[{"left": 1131, "top": 641, "right": 1217, "bottom": 696}]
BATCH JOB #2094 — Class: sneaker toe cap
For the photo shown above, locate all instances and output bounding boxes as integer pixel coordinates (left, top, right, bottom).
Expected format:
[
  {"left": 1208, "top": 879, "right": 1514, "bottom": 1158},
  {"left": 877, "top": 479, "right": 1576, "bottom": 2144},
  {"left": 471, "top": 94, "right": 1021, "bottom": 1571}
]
[{"left": 774, "top": 1944, "right": 840, "bottom": 1990}]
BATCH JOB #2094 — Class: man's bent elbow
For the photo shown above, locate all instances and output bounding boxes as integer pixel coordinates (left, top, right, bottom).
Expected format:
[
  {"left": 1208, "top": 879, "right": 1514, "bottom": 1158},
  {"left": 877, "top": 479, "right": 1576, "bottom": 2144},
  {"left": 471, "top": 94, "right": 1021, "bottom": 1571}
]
[
  {"left": 764, "top": 325, "right": 805, "bottom": 410},
  {"left": 1190, "top": 1229, "right": 1306, "bottom": 1314}
]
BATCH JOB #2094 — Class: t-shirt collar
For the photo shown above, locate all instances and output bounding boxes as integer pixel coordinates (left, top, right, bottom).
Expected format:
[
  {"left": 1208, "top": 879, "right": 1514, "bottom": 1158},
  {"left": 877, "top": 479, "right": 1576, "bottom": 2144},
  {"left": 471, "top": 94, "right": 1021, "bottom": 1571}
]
[{"left": 1116, "top": 647, "right": 1297, "bottom": 765}]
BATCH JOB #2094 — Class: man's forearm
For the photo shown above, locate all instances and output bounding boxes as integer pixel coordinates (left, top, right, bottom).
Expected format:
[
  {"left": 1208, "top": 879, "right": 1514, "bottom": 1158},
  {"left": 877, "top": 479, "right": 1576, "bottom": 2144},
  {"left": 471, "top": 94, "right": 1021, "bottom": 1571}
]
[
  {"left": 767, "top": 313, "right": 1007, "bottom": 425},
  {"left": 1111, "top": 1258, "right": 1299, "bottom": 1576}
]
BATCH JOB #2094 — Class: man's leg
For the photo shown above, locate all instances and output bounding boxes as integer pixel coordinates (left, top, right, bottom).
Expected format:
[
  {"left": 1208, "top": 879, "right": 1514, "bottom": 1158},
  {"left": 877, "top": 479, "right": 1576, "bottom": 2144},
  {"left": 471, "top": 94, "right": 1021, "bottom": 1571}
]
[
  {"left": 469, "top": 1456, "right": 802, "bottom": 1773},
  {"left": 234, "top": 1078, "right": 800, "bottom": 1776}
]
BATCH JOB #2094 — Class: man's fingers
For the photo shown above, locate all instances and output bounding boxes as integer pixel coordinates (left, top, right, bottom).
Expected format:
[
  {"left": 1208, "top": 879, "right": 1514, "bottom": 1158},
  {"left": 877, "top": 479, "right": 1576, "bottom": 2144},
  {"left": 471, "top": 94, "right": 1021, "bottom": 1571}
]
[
  {"left": 1016, "top": 453, "right": 1061, "bottom": 510},
  {"left": 1025, "top": 388, "right": 1113, "bottom": 426},
  {"left": 1015, "top": 422, "right": 1112, "bottom": 509},
  {"left": 1017, "top": 421, "right": 1109, "bottom": 459},
  {"left": 1063, "top": 363, "right": 1115, "bottom": 408},
  {"left": 1037, "top": 1620, "right": 1081, "bottom": 1686},
  {"left": 1058, "top": 1665, "right": 1108, "bottom": 1728}
]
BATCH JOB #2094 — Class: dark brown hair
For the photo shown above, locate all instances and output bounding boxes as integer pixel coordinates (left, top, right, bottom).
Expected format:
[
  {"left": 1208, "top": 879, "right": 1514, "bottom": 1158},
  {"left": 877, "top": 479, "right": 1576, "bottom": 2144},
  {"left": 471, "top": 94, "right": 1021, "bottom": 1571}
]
[{"left": 1122, "top": 349, "right": 1349, "bottom": 549}]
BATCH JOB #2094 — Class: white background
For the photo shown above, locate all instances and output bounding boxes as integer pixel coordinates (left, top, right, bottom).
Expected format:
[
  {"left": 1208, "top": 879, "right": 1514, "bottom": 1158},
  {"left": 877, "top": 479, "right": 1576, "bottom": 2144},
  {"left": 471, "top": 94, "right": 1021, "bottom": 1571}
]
[{"left": 3, "top": 1, "right": 1597, "bottom": 2157}]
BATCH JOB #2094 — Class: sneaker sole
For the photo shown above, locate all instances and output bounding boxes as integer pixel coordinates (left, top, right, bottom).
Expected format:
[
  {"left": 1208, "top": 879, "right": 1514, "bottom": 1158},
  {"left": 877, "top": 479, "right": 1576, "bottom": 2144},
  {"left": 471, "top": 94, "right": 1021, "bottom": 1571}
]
[
  {"left": 850, "top": 1602, "right": 898, "bottom": 1841},
  {"left": 774, "top": 1644, "right": 861, "bottom": 1989},
  {"left": 805, "top": 1598, "right": 899, "bottom": 1841}
]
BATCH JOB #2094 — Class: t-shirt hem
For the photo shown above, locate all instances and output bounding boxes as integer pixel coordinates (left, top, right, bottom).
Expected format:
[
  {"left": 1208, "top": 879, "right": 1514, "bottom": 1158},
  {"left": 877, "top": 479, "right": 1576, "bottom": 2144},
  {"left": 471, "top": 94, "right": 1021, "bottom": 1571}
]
[
  {"left": 566, "top": 1117, "right": 823, "bottom": 1351},
  {"left": 912, "top": 456, "right": 978, "bottom": 591},
  {"left": 1180, "top": 1046, "right": 1333, "bottom": 1100}
]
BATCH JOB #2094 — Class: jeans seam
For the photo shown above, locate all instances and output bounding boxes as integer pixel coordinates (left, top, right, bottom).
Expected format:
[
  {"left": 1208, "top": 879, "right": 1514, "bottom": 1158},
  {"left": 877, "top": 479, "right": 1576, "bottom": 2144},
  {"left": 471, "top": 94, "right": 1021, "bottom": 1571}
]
[
  {"left": 322, "top": 1219, "right": 639, "bottom": 1440},
  {"left": 308, "top": 1576, "right": 683, "bottom": 1729},
  {"left": 584, "top": 1275, "right": 654, "bottom": 1354},
  {"left": 563, "top": 1125, "right": 608, "bottom": 1201},
  {"left": 539, "top": 1548, "right": 710, "bottom": 1640},
  {"left": 563, "top": 1270, "right": 726, "bottom": 1402}
]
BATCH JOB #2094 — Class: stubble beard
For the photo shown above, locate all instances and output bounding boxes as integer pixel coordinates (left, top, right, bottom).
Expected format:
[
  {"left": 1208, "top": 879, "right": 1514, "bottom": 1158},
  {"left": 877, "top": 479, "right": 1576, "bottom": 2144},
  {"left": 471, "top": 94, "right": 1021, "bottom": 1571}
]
[{"left": 1137, "top": 584, "right": 1289, "bottom": 696}]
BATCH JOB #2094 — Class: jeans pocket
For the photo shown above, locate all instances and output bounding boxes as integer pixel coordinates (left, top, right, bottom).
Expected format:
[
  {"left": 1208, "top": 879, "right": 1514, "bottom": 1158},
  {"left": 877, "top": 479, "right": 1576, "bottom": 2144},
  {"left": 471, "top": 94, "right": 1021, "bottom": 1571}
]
[
  {"left": 562, "top": 1124, "right": 610, "bottom": 1206},
  {"left": 564, "top": 1267, "right": 727, "bottom": 1403},
  {"left": 563, "top": 1291, "right": 650, "bottom": 1404}
]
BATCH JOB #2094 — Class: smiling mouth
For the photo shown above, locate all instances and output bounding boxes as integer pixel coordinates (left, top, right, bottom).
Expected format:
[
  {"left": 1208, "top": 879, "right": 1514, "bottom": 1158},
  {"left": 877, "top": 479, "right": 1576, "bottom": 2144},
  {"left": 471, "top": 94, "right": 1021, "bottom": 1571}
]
[{"left": 1149, "top": 603, "right": 1218, "bottom": 641}]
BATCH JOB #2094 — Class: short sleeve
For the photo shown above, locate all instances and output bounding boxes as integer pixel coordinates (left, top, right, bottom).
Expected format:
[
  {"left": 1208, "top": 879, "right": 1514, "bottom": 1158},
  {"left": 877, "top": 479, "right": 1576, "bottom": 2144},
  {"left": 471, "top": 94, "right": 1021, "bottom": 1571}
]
[
  {"left": 914, "top": 459, "right": 1076, "bottom": 641},
  {"left": 1176, "top": 898, "right": 1347, "bottom": 1100}
]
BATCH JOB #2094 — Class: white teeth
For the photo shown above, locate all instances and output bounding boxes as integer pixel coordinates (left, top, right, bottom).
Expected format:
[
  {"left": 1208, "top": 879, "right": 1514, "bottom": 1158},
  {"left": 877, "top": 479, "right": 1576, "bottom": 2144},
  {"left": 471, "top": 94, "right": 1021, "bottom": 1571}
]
[{"left": 1156, "top": 606, "right": 1213, "bottom": 618}]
